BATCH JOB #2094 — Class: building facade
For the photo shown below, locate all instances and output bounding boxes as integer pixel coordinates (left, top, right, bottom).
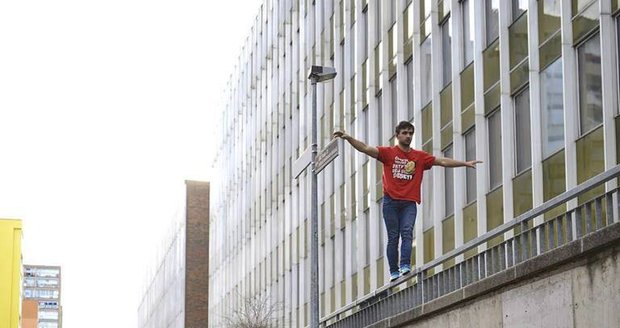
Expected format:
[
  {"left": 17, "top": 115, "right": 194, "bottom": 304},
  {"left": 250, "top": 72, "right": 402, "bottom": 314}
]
[
  {"left": 138, "top": 181, "right": 210, "bottom": 328},
  {"left": 22, "top": 265, "right": 63, "bottom": 328},
  {"left": 0, "top": 219, "right": 23, "bottom": 328},
  {"left": 210, "top": 0, "right": 620, "bottom": 327}
]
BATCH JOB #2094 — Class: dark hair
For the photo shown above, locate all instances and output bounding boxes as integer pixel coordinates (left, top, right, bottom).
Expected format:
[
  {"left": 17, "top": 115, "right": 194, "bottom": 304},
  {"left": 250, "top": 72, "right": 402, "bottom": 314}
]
[{"left": 395, "top": 121, "right": 415, "bottom": 134}]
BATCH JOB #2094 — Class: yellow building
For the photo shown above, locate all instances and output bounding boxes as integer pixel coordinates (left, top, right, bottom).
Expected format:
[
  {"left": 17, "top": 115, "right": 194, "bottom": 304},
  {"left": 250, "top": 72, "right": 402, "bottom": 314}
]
[{"left": 0, "top": 219, "right": 23, "bottom": 328}]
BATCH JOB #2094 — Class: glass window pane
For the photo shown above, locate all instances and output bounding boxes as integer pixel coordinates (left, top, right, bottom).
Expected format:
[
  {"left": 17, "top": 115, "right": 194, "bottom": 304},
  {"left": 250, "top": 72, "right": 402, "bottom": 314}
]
[
  {"left": 422, "top": 104, "right": 433, "bottom": 143},
  {"left": 488, "top": 109, "right": 503, "bottom": 189},
  {"left": 361, "top": 10, "right": 368, "bottom": 60},
  {"left": 442, "top": 19, "right": 452, "bottom": 86},
  {"left": 421, "top": 36, "right": 433, "bottom": 106},
  {"left": 390, "top": 77, "right": 398, "bottom": 126},
  {"left": 573, "top": 0, "right": 598, "bottom": 14},
  {"left": 515, "top": 88, "right": 532, "bottom": 174},
  {"left": 541, "top": 58, "right": 565, "bottom": 158},
  {"left": 578, "top": 34, "right": 602, "bottom": 134},
  {"left": 513, "top": 169, "right": 533, "bottom": 217},
  {"left": 462, "top": 0, "right": 475, "bottom": 65},
  {"left": 539, "top": 0, "right": 561, "bottom": 45},
  {"left": 376, "top": 0, "right": 382, "bottom": 45},
  {"left": 484, "top": 39, "right": 501, "bottom": 91},
  {"left": 573, "top": 1, "right": 600, "bottom": 43},
  {"left": 377, "top": 94, "right": 383, "bottom": 142},
  {"left": 423, "top": 170, "right": 434, "bottom": 229},
  {"left": 512, "top": 0, "right": 528, "bottom": 21},
  {"left": 465, "top": 129, "right": 477, "bottom": 203},
  {"left": 509, "top": 13, "right": 529, "bottom": 68},
  {"left": 485, "top": 0, "right": 500, "bottom": 45},
  {"left": 406, "top": 60, "right": 414, "bottom": 121},
  {"left": 444, "top": 146, "right": 454, "bottom": 216}
]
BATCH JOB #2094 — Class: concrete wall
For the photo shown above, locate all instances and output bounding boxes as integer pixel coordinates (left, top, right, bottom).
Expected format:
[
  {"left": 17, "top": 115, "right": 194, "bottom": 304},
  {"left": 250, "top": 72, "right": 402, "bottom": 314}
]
[{"left": 401, "top": 245, "right": 620, "bottom": 328}]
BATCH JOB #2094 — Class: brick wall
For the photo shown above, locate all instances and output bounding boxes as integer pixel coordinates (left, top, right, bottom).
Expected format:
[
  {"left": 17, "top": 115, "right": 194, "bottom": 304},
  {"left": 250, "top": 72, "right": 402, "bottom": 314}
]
[{"left": 184, "top": 180, "right": 210, "bottom": 328}]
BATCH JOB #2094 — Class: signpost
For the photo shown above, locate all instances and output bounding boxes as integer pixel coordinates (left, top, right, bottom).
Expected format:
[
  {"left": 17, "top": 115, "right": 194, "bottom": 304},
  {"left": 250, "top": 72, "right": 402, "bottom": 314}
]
[{"left": 293, "top": 65, "right": 337, "bottom": 328}]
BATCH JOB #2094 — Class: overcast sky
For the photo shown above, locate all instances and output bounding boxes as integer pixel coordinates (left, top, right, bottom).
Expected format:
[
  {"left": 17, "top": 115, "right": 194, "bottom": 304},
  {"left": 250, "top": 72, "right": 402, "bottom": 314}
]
[{"left": 0, "top": 0, "right": 261, "bottom": 326}]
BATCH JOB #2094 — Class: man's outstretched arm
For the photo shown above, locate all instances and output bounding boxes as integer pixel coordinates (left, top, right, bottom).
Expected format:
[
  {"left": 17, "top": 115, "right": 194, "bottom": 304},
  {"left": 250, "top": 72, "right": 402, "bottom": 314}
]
[
  {"left": 434, "top": 157, "right": 482, "bottom": 168},
  {"left": 333, "top": 131, "right": 379, "bottom": 159}
]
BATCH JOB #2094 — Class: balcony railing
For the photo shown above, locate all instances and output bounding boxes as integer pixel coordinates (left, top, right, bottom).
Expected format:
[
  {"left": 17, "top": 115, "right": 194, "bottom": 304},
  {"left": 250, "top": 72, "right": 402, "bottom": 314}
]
[{"left": 322, "top": 165, "right": 620, "bottom": 327}]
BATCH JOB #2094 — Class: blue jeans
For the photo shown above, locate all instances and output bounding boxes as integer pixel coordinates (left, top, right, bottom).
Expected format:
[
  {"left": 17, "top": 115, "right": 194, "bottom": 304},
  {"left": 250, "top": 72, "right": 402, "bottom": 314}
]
[{"left": 382, "top": 194, "right": 418, "bottom": 274}]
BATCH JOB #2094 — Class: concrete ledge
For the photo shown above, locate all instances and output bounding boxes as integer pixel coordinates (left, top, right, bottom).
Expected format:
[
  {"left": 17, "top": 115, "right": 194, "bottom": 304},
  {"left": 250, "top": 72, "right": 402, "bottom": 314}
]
[
  {"left": 367, "top": 318, "right": 390, "bottom": 328},
  {"left": 422, "top": 289, "right": 464, "bottom": 314},
  {"left": 514, "top": 240, "right": 581, "bottom": 280},
  {"left": 463, "top": 268, "right": 515, "bottom": 299},
  {"left": 387, "top": 305, "right": 422, "bottom": 327},
  {"left": 581, "top": 222, "right": 620, "bottom": 253}
]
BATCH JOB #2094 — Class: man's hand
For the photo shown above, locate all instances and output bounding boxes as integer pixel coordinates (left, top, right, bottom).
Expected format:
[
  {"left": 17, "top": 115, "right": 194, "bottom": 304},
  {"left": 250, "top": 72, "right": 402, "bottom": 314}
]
[
  {"left": 465, "top": 160, "right": 483, "bottom": 168},
  {"left": 333, "top": 130, "right": 349, "bottom": 140}
]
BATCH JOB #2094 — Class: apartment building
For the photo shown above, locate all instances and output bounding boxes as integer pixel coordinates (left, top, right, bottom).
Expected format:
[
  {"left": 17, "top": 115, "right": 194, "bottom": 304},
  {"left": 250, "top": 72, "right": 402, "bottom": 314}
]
[
  {"left": 22, "top": 265, "right": 62, "bottom": 328},
  {"left": 210, "top": 1, "right": 620, "bottom": 327}
]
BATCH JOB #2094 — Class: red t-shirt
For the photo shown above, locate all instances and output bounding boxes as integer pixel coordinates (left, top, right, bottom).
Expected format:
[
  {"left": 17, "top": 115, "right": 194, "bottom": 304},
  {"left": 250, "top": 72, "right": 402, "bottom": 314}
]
[{"left": 377, "top": 146, "right": 436, "bottom": 203}]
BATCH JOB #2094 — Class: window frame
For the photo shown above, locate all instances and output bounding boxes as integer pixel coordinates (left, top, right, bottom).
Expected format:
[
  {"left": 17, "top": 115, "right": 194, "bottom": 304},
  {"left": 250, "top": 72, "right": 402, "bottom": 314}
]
[
  {"left": 443, "top": 144, "right": 455, "bottom": 217},
  {"left": 464, "top": 127, "right": 477, "bottom": 205},
  {"left": 541, "top": 57, "right": 565, "bottom": 159},
  {"left": 441, "top": 15, "right": 453, "bottom": 87},
  {"left": 513, "top": 85, "right": 532, "bottom": 176},
  {"left": 575, "top": 31, "right": 603, "bottom": 136},
  {"left": 484, "top": 0, "right": 500, "bottom": 47},
  {"left": 461, "top": 0, "right": 475, "bottom": 66},
  {"left": 487, "top": 107, "right": 503, "bottom": 191}
]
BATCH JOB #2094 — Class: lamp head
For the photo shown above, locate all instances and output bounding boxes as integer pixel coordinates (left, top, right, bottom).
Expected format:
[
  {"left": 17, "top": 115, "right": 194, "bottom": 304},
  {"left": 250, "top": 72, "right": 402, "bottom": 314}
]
[{"left": 308, "top": 65, "right": 337, "bottom": 82}]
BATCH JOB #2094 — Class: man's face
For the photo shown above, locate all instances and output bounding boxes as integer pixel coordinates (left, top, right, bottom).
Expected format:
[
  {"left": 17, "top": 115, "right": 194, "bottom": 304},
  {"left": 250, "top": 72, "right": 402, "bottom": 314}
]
[{"left": 396, "top": 128, "right": 414, "bottom": 146}]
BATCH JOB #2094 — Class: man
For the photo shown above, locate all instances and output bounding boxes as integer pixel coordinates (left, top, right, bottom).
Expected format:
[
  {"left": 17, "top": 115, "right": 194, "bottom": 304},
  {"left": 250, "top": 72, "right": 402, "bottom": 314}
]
[{"left": 334, "top": 121, "right": 481, "bottom": 281}]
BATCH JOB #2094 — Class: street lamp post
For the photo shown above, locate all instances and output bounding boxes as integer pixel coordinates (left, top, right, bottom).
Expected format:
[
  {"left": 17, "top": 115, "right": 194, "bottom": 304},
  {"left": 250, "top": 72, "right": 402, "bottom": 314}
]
[{"left": 307, "top": 65, "right": 337, "bottom": 328}]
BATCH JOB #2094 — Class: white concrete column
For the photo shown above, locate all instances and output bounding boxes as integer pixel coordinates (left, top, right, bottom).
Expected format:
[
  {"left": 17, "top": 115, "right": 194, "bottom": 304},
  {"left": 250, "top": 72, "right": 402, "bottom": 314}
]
[
  {"left": 560, "top": 0, "right": 579, "bottom": 211},
  {"left": 474, "top": 0, "right": 489, "bottom": 253},
  {"left": 600, "top": 0, "right": 619, "bottom": 191}
]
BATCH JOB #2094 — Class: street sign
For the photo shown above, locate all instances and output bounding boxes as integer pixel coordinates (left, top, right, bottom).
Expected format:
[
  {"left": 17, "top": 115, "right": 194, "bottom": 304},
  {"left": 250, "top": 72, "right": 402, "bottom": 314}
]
[
  {"left": 293, "top": 147, "right": 313, "bottom": 179},
  {"left": 315, "top": 138, "right": 342, "bottom": 174}
]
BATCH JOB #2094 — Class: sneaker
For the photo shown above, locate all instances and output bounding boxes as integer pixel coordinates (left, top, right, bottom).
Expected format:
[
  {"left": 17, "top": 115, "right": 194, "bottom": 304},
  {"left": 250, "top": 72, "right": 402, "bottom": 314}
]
[
  {"left": 389, "top": 271, "right": 400, "bottom": 282},
  {"left": 400, "top": 264, "right": 411, "bottom": 276}
]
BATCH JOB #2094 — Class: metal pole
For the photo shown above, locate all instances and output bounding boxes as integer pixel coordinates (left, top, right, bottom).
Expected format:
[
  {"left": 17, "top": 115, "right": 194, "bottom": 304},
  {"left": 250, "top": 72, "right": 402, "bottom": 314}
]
[{"left": 310, "top": 78, "right": 319, "bottom": 328}]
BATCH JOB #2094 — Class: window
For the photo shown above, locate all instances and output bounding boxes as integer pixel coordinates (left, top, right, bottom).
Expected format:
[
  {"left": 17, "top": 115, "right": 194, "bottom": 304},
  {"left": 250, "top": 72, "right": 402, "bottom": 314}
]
[
  {"left": 423, "top": 169, "right": 434, "bottom": 230},
  {"left": 465, "top": 129, "right": 477, "bottom": 203},
  {"left": 515, "top": 88, "right": 532, "bottom": 174},
  {"left": 512, "top": 0, "right": 528, "bottom": 21},
  {"left": 577, "top": 34, "right": 603, "bottom": 135},
  {"left": 406, "top": 60, "right": 414, "bottom": 120},
  {"left": 39, "top": 310, "right": 59, "bottom": 320},
  {"left": 485, "top": 0, "right": 500, "bottom": 45},
  {"left": 442, "top": 18, "right": 452, "bottom": 86},
  {"left": 350, "top": 28, "right": 356, "bottom": 79},
  {"left": 351, "top": 218, "right": 358, "bottom": 274},
  {"left": 444, "top": 145, "right": 454, "bottom": 216},
  {"left": 364, "top": 211, "right": 370, "bottom": 266},
  {"left": 421, "top": 36, "right": 433, "bottom": 106},
  {"left": 377, "top": 94, "right": 383, "bottom": 143},
  {"left": 541, "top": 58, "right": 565, "bottom": 158},
  {"left": 361, "top": 7, "right": 368, "bottom": 60},
  {"left": 488, "top": 109, "right": 503, "bottom": 189},
  {"left": 390, "top": 77, "right": 398, "bottom": 126},
  {"left": 462, "top": 0, "right": 475, "bottom": 65},
  {"left": 376, "top": 0, "right": 382, "bottom": 45}
]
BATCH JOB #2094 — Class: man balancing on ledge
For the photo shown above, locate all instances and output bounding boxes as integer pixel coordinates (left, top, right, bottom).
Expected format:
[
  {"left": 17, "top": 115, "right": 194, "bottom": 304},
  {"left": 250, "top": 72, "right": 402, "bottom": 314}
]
[{"left": 334, "top": 121, "right": 482, "bottom": 282}]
